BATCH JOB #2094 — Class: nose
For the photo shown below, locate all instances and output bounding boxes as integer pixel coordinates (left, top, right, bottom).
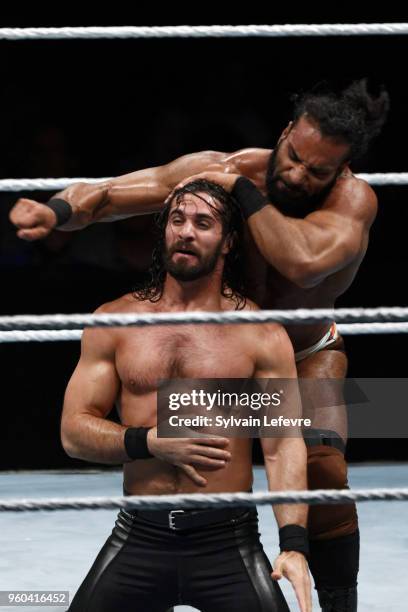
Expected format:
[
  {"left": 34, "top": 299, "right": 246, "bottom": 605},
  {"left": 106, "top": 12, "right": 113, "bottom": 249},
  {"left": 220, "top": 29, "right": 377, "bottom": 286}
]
[
  {"left": 177, "top": 219, "right": 195, "bottom": 241},
  {"left": 286, "top": 163, "right": 307, "bottom": 188}
]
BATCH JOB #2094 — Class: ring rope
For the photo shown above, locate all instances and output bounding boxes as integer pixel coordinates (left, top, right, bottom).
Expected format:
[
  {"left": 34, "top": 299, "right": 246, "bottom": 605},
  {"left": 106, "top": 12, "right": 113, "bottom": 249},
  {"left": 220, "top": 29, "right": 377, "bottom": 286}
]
[
  {"left": 1, "top": 322, "right": 408, "bottom": 343},
  {"left": 0, "top": 308, "right": 408, "bottom": 332},
  {"left": 1, "top": 173, "right": 407, "bottom": 192},
  {"left": 0, "top": 178, "right": 110, "bottom": 192},
  {"left": 0, "top": 24, "right": 408, "bottom": 41},
  {"left": 2, "top": 488, "right": 408, "bottom": 513}
]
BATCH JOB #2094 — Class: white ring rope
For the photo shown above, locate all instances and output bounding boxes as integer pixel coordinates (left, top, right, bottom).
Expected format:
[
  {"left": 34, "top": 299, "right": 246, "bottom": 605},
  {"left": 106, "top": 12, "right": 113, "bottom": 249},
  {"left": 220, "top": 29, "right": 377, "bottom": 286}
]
[
  {"left": 1, "top": 322, "right": 408, "bottom": 343},
  {"left": 0, "top": 330, "right": 83, "bottom": 343},
  {"left": 1, "top": 173, "right": 407, "bottom": 192},
  {"left": 0, "top": 178, "right": 111, "bottom": 192},
  {"left": 1, "top": 488, "right": 408, "bottom": 513},
  {"left": 355, "top": 173, "right": 408, "bottom": 186},
  {"left": 1, "top": 24, "right": 404, "bottom": 520},
  {"left": 0, "top": 24, "right": 408, "bottom": 41},
  {"left": 0, "top": 308, "right": 407, "bottom": 332},
  {"left": 338, "top": 322, "right": 408, "bottom": 335}
]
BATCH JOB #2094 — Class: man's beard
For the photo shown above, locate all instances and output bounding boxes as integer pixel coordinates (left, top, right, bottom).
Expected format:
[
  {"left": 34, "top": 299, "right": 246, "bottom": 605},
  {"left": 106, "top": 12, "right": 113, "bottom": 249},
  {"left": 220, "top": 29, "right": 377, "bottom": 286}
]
[
  {"left": 164, "top": 241, "right": 223, "bottom": 282},
  {"left": 265, "top": 146, "right": 338, "bottom": 218}
]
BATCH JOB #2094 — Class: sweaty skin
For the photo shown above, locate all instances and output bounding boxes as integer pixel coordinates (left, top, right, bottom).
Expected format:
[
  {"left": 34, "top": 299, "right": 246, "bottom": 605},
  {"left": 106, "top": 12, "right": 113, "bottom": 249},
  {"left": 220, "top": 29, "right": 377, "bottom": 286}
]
[
  {"left": 10, "top": 117, "right": 377, "bottom": 355},
  {"left": 61, "top": 296, "right": 311, "bottom": 611},
  {"left": 61, "top": 293, "right": 305, "bottom": 500},
  {"left": 61, "top": 192, "right": 306, "bottom": 511},
  {"left": 11, "top": 117, "right": 377, "bottom": 444},
  {"left": 61, "top": 191, "right": 312, "bottom": 611},
  {"left": 11, "top": 116, "right": 373, "bottom": 609}
]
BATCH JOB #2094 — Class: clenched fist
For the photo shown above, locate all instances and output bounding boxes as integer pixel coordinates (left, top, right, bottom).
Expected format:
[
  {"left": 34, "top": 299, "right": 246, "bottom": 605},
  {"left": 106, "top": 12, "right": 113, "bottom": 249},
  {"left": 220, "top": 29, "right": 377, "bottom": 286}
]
[{"left": 9, "top": 198, "right": 58, "bottom": 241}]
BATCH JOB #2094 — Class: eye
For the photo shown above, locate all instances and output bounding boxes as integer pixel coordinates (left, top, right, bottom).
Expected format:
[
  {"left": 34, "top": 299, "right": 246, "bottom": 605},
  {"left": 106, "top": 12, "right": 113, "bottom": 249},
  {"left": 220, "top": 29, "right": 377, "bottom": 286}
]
[
  {"left": 288, "top": 147, "right": 298, "bottom": 162},
  {"left": 197, "top": 222, "right": 210, "bottom": 229},
  {"left": 311, "top": 169, "right": 330, "bottom": 180},
  {"left": 171, "top": 216, "right": 183, "bottom": 225}
]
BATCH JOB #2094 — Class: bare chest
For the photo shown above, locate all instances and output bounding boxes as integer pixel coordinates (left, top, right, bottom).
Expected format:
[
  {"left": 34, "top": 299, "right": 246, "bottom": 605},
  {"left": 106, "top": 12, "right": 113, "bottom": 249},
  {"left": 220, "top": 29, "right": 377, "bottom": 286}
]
[{"left": 115, "top": 326, "right": 254, "bottom": 395}]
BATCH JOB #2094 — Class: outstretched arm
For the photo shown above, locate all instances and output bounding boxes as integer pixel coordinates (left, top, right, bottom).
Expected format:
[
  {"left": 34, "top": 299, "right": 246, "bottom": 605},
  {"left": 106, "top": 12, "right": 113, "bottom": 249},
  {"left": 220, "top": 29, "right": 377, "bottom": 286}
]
[{"left": 9, "top": 151, "right": 228, "bottom": 240}]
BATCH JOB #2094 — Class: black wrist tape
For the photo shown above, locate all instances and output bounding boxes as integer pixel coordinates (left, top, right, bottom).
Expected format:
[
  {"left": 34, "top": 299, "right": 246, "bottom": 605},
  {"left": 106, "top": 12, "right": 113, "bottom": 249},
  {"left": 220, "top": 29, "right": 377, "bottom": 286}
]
[
  {"left": 231, "top": 177, "right": 268, "bottom": 220},
  {"left": 124, "top": 427, "right": 154, "bottom": 460},
  {"left": 45, "top": 198, "right": 73, "bottom": 227},
  {"left": 279, "top": 524, "right": 309, "bottom": 558}
]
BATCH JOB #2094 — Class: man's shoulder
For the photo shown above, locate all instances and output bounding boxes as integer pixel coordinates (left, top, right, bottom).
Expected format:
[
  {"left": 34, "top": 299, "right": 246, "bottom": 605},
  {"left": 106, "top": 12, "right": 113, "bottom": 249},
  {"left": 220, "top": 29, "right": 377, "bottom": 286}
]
[
  {"left": 241, "top": 297, "right": 258, "bottom": 312},
  {"left": 223, "top": 148, "right": 271, "bottom": 174},
  {"left": 339, "top": 171, "right": 377, "bottom": 206},
  {"left": 323, "top": 171, "right": 378, "bottom": 225},
  {"left": 240, "top": 298, "right": 292, "bottom": 351},
  {"left": 181, "top": 147, "right": 270, "bottom": 183},
  {"left": 82, "top": 293, "right": 155, "bottom": 353},
  {"left": 94, "top": 292, "right": 153, "bottom": 315}
]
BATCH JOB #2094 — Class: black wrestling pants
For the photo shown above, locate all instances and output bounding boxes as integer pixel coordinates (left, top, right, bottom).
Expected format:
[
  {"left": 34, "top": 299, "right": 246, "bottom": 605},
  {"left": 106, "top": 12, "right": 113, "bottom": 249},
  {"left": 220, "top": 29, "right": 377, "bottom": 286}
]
[{"left": 68, "top": 507, "right": 289, "bottom": 612}]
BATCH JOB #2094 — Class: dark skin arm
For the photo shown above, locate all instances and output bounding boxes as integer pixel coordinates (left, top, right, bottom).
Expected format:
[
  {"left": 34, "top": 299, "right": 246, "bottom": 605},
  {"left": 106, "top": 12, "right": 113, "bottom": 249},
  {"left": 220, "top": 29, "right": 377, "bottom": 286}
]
[
  {"left": 246, "top": 177, "right": 378, "bottom": 287},
  {"left": 9, "top": 151, "right": 230, "bottom": 240},
  {"left": 174, "top": 170, "right": 378, "bottom": 288},
  {"left": 9, "top": 148, "right": 270, "bottom": 240}
]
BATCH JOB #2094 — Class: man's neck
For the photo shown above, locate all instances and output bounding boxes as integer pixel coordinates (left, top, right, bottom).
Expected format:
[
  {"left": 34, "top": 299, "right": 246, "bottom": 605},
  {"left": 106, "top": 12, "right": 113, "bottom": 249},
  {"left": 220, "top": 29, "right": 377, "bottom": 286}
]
[{"left": 162, "top": 273, "right": 224, "bottom": 311}]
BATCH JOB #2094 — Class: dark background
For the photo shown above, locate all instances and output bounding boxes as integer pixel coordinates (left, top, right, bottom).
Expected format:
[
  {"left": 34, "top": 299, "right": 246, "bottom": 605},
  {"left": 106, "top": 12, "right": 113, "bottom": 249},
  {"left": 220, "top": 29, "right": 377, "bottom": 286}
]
[{"left": 1, "top": 11, "right": 407, "bottom": 469}]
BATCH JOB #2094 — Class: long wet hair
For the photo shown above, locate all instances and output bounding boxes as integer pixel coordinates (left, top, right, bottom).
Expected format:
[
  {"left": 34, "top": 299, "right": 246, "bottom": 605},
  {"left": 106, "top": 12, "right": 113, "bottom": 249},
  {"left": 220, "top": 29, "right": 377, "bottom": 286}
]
[{"left": 134, "top": 179, "right": 246, "bottom": 310}]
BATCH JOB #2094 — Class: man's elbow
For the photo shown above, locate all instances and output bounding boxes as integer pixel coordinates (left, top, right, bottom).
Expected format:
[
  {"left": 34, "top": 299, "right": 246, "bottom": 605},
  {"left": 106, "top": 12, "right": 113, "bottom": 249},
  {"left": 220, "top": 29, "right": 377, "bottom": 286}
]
[
  {"left": 258, "top": 243, "right": 321, "bottom": 287},
  {"left": 60, "top": 434, "right": 77, "bottom": 459},
  {"left": 60, "top": 421, "right": 81, "bottom": 459},
  {"left": 263, "top": 445, "right": 286, "bottom": 467},
  {"left": 264, "top": 437, "right": 307, "bottom": 464}
]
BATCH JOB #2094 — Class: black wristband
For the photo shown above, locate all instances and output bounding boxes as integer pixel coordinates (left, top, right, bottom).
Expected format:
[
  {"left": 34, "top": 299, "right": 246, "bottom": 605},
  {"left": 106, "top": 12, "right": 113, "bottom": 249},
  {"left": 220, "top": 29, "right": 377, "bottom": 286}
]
[
  {"left": 279, "top": 524, "right": 309, "bottom": 558},
  {"left": 231, "top": 177, "right": 268, "bottom": 220},
  {"left": 45, "top": 198, "right": 73, "bottom": 227},
  {"left": 124, "top": 427, "right": 154, "bottom": 460}
]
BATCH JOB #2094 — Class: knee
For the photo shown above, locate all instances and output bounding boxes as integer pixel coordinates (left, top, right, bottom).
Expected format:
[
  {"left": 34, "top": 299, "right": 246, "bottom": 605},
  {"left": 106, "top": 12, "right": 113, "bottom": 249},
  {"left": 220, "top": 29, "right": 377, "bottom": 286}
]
[{"left": 307, "top": 444, "right": 347, "bottom": 490}]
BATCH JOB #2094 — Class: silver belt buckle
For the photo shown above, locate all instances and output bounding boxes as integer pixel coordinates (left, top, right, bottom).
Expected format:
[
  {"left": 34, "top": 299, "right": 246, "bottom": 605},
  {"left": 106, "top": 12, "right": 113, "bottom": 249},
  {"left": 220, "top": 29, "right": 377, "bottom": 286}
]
[{"left": 169, "top": 509, "right": 185, "bottom": 530}]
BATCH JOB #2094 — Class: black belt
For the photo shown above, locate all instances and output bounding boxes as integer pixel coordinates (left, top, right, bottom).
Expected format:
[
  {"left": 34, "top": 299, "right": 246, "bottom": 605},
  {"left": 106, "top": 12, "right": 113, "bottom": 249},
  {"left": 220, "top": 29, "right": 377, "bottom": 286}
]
[
  {"left": 303, "top": 427, "right": 346, "bottom": 454},
  {"left": 126, "top": 507, "right": 250, "bottom": 531}
]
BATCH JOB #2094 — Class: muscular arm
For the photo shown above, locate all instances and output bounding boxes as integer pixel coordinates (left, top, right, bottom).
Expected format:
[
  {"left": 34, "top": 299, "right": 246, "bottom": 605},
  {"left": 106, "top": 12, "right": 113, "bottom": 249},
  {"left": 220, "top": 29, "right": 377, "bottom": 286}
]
[
  {"left": 61, "top": 317, "right": 232, "bottom": 479},
  {"left": 10, "top": 148, "right": 272, "bottom": 240},
  {"left": 10, "top": 151, "right": 230, "bottom": 241},
  {"left": 247, "top": 177, "right": 377, "bottom": 288},
  {"left": 60, "top": 321, "right": 128, "bottom": 464},
  {"left": 255, "top": 325, "right": 308, "bottom": 529},
  {"left": 58, "top": 151, "right": 231, "bottom": 229}
]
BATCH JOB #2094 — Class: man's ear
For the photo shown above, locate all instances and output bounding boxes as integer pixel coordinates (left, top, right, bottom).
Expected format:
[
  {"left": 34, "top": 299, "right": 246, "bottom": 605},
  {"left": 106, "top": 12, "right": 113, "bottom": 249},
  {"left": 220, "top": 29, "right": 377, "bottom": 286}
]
[{"left": 278, "top": 121, "right": 294, "bottom": 144}]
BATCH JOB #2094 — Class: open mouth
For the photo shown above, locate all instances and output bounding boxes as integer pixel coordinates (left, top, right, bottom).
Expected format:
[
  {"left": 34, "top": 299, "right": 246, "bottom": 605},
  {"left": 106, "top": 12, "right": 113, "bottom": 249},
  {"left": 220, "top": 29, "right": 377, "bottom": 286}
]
[{"left": 174, "top": 249, "right": 198, "bottom": 257}]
